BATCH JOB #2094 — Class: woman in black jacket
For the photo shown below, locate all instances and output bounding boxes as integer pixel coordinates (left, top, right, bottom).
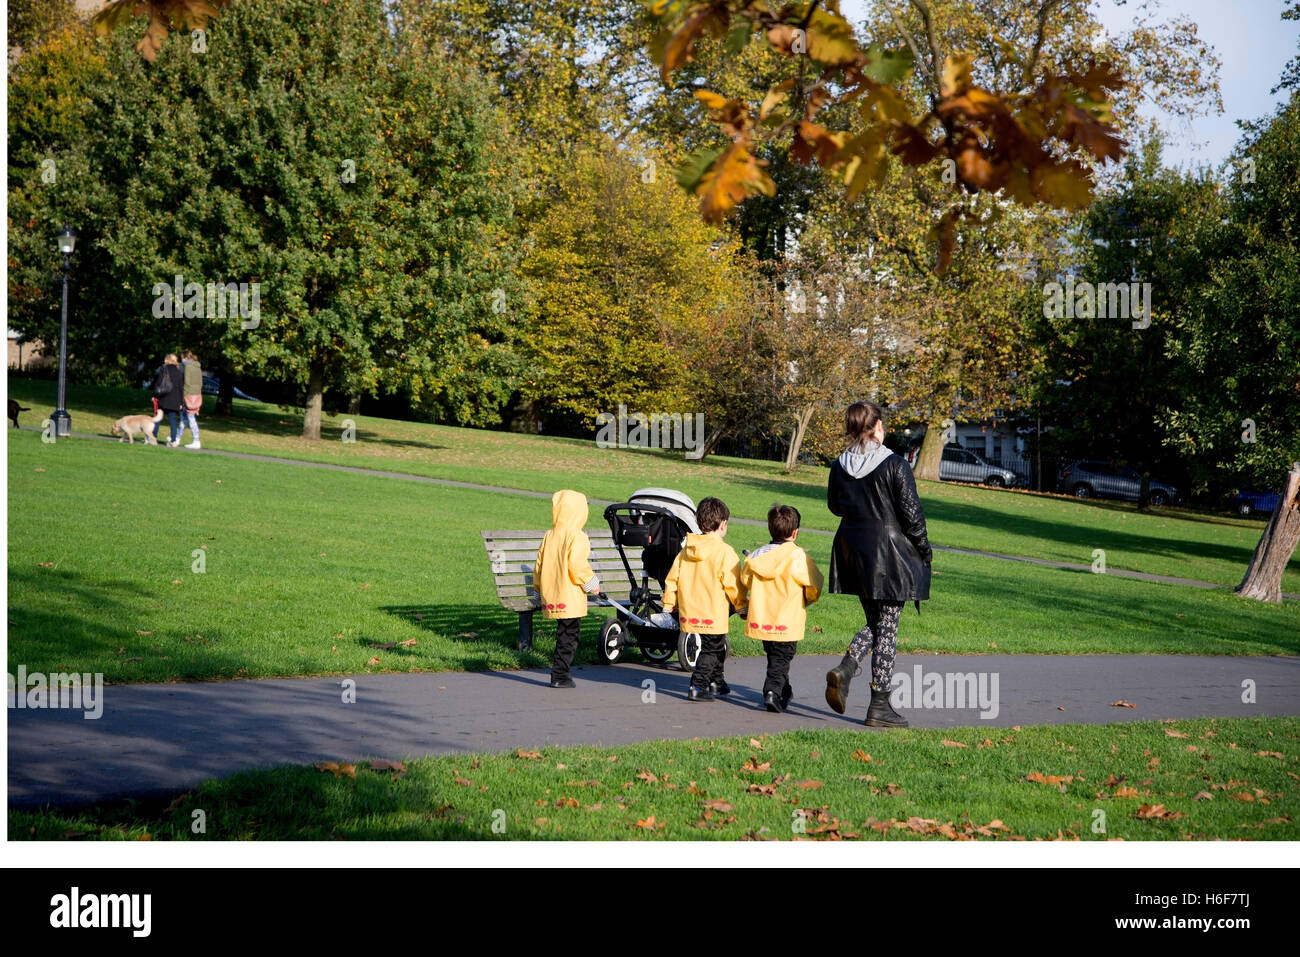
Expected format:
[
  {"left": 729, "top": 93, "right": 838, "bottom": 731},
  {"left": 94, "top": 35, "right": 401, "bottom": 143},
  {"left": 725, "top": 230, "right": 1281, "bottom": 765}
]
[
  {"left": 151, "top": 353, "right": 185, "bottom": 446},
  {"left": 824, "top": 401, "right": 932, "bottom": 727}
]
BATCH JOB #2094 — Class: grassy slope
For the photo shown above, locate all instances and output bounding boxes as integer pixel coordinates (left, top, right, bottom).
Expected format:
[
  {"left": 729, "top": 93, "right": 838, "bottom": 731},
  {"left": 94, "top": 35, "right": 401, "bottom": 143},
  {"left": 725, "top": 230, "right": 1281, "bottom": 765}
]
[
  {"left": 9, "top": 379, "right": 1296, "bottom": 593},
  {"left": 10, "top": 717, "right": 1298, "bottom": 840},
  {"left": 7, "top": 430, "right": 1299, "bottom": 685}
]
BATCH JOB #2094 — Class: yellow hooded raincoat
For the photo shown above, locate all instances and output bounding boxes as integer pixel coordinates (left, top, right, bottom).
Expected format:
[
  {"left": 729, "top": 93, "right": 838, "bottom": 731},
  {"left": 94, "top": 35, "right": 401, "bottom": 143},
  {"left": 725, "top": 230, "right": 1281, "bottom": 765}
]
[
  {"left": 535, "top": 490, "right": 596, "bottom": 620},
  {"left": 739, "top": 541, "right": 823, "bottom": 641},
  {"left": 662, "top": 533, "right": 745, "bottom": 635}
]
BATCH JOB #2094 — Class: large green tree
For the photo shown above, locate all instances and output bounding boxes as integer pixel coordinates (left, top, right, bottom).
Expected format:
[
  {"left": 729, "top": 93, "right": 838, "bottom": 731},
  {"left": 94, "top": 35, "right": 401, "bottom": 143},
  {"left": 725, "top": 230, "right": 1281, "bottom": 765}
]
[
  {"left": 1028, "top": 136, "right": 1222, "bottom": 490},
  {"left": 1162, "top": 92, "right": 1300, "bottom": 602},
  {"left": 519, "top": 146, "right": 742, "bottom": 432},
  {"left": 646, "top": 0, "right": 1220, "bottom": 479},
  {"left": 9, "top": 0, "right": 524, "bottom": 438}
]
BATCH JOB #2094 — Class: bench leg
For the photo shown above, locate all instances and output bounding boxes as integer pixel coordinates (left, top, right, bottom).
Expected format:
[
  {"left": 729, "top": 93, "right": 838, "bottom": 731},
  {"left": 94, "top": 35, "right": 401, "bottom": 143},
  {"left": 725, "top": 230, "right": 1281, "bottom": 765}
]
[{"left": 518, "top": 612, "right": 534, "bottom": 652}]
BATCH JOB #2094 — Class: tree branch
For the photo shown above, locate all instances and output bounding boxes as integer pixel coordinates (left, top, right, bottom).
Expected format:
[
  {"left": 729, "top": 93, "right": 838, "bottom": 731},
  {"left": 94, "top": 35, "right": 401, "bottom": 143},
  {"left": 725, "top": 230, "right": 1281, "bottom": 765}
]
[
  {"left": 907, "top": 0, "right": 944, "bottom": 94},
  {"left": 883, "top": 0, "right": 936, "bottom": 96},
  {"left": 1022, "top": 0, "right": 1062, "bottom": 91}
]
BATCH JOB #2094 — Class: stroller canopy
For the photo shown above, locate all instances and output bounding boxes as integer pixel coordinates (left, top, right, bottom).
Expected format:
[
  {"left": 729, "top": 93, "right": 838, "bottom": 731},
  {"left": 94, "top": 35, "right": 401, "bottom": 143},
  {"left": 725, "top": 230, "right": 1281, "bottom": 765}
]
[{"left": 629, "top": 488, "right": 699, "bottom": 534}]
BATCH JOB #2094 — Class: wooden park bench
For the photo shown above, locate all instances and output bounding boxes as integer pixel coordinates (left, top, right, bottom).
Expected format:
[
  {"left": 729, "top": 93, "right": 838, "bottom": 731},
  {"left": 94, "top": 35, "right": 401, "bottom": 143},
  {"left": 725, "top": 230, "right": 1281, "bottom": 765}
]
[{"left": 481, "top": 530, "right": 644, "bottom": 650}]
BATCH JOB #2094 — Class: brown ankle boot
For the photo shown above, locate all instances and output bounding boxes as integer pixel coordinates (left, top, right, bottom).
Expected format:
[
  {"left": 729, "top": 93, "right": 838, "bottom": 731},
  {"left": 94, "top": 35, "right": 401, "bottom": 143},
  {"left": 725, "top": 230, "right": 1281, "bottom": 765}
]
[{"left": 825, "top": 654, "right": 857, "bottom": 715}]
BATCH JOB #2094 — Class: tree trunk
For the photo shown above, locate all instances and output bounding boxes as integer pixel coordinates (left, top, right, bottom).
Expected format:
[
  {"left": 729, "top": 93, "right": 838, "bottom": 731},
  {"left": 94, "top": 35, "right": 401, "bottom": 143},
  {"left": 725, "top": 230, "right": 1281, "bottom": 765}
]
[
  {"left": 302, "top": 363, "right": 325, "bottom": 440},
  {"left": 784, "top": 404, "right": 816, "bottom": 473},
  {"left": 1236, "top": 463, "right": 1300, "bottom": 603},
  {"left": 914, "top": 417, "right": 946, "bottom": 481},
  {"left": 347, "top": 394, "right": 361, "bottom": 415},
  {"left": 1138, "top": 472, "right": 1151, "bottom": 511},
  {"left": 688, "top": 423, "right": 730, "bottom": 462},
  {"left": 216, "top": 370, "right": 234, "bottom": 416}
]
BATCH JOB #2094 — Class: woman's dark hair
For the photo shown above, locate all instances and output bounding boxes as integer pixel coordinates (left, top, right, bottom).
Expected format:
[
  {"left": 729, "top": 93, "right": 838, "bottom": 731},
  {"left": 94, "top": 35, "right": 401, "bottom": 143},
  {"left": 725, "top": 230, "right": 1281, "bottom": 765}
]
[{"left": 845, "top": 400, "right": 885, "bottom": 449}]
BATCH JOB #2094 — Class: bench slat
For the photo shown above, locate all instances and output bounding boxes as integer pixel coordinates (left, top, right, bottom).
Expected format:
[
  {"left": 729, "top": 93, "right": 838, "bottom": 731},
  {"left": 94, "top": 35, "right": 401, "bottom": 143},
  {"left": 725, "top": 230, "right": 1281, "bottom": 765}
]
[
  {"left": 486, "top": 535, "right": 616, "bottom": 540},
  {"left": 491, "top": 573, "right": 639, "bottom": 586},
  {"left": 493, "top": 582, "right": 631, "bottom": 598},
  {"left": 483, "top": 532, "right": 650, "bottom": 643},
  {"left": 498, "top": 596, "right": 633, "bottom": 612}
]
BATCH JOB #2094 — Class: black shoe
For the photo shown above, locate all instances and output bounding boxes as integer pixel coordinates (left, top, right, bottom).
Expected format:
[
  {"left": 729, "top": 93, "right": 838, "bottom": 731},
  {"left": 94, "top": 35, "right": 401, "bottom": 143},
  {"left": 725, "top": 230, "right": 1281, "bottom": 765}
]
[
  {"left": 825, "top": 654, "right": 857, "bottom": 715},
  {"left": 864, "top": 688, "right": 908, "bottom": 728},
  {"left": 780, "top": 683, "right": 793, "bottom": 710},
  {"left": 709, "top": 679, "right": 731, "bottom": 696},
  {"left": 550, "top": 677, "right": 576, "bottom": 689},
  {"left": 687, "top": 685, "right": 714, "bottom": 702},
  {"left": 764, "top": 691, "right": 785, "bottom": 713}
]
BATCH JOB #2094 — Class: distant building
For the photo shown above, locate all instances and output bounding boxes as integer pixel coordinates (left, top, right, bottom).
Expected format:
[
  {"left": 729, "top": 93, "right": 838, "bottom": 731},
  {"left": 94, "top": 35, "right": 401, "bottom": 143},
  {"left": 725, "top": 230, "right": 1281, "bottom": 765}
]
[
  {"left": 8, "top": 330, "right": 53, "bottom": 371},
  {"left": 951, "top": 419, "right": 1024, "bottom": 464}
]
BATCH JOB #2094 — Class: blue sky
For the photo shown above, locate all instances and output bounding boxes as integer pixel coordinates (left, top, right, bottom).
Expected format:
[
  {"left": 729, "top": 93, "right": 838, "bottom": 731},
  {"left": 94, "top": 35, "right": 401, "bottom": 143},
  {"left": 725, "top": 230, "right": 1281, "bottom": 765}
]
[{"left": 839, "top": 0, "right": 1299, "bottom": 170}]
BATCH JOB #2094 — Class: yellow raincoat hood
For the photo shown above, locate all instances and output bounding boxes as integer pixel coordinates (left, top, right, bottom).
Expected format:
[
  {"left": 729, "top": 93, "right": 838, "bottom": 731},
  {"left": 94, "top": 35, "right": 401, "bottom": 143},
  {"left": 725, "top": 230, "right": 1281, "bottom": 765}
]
[
  {"left": 662, "top": 532, "right": 745, "bottom": 635},
  {"left": 739, "top": 541, "right": 823, "bottom": 641},
  {"left": 535, "top": 490, "right": 595, "bottom": 619}
]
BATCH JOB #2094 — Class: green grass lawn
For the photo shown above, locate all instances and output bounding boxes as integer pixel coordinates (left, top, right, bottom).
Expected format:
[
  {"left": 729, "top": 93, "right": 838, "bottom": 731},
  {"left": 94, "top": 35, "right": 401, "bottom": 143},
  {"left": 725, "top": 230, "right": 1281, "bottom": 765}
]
[
  {"left": 9, "top": 378, "right": 1296, "bottom": 593},
  {"left": 10, "top": 717, "right": 1297, "bottom": 840},
  {"left": 7, "top": 428, "right": 1299, "bottom": 685}
]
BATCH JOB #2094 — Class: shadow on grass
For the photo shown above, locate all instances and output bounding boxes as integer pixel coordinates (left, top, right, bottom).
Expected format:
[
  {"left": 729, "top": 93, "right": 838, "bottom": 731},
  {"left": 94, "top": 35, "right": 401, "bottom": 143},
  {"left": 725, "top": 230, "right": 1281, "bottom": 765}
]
[{"left": 7, "top": 567, "right": 260, "bottom": 681}]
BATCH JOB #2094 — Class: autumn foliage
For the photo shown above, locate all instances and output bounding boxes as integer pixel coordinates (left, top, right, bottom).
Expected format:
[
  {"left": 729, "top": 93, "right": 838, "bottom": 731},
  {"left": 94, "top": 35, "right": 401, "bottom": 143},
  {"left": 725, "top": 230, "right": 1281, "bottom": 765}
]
[{"left": 653, "top": 0, "right": 1127, "bottom": 268}]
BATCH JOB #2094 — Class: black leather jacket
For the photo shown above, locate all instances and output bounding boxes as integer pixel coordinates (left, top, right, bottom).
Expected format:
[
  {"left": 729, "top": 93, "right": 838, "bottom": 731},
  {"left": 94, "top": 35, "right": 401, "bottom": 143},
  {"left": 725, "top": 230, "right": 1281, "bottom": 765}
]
[
  {"left": 827, "top": 452, "right": 932, "bottom": 601},
  {"left": 151, "top": 364, "right": 185, "bottom": 413}
]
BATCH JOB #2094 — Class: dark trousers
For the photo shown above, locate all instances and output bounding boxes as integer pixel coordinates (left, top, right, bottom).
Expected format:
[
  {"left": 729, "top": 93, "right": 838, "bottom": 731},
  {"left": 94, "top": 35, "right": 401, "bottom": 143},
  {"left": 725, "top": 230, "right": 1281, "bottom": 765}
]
[
  {"left": 690, "top": 634, "right": 728, "bottom": 690},
  {"left": 551, "top": 618, "right": 581, "bottom": 681},
  {"left": 762, "top": 640, "right": 796, "bottom": 698}
]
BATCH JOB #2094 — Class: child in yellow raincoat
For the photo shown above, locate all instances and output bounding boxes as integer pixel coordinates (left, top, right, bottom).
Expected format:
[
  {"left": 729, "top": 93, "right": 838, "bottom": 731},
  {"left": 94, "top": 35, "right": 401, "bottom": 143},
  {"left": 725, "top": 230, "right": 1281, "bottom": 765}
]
[
  {"left": 662, "top": 497, "right": 745, "bottom": 702},
  {"left": 535, "top": 490, "right": 601, "bottom": 688},
  {"left": 739, "top": 505, "right": 823, "bottom": 712}
]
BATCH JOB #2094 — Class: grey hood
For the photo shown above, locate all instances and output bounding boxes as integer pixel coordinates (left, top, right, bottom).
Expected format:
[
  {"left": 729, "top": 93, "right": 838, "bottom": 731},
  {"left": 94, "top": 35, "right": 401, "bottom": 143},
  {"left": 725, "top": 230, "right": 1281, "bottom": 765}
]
[{"left": 838, "top": 441, "right": 892, "bottom": 479}]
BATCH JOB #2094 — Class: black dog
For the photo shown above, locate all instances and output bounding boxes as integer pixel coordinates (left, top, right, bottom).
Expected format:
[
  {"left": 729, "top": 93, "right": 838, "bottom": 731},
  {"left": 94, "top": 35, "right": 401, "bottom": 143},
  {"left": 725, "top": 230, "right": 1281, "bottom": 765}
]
[{"left": 8, "top": 398, "right": 31, "bottom": 428}]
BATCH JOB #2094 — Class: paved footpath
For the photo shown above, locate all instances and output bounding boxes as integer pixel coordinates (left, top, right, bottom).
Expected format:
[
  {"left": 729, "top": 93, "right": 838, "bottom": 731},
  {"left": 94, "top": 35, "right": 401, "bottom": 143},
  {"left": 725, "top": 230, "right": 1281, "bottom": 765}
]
[{"left": 9, "top": 654, "right": 1300, "bottom": 809}]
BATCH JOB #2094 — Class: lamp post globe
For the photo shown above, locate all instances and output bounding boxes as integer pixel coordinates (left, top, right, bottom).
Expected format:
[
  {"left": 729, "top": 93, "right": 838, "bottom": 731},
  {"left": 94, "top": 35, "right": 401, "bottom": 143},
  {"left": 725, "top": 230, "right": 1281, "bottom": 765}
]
[{"left": 52, "top": 223, "right": 77, "bottom": 438}]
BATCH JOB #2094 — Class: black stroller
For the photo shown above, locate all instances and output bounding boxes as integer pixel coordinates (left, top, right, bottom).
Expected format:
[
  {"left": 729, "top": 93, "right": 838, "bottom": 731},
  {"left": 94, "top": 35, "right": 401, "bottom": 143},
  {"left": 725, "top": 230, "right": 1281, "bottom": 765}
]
[{"left": 596, "top": 488, "right": 727, "bottom": 671}]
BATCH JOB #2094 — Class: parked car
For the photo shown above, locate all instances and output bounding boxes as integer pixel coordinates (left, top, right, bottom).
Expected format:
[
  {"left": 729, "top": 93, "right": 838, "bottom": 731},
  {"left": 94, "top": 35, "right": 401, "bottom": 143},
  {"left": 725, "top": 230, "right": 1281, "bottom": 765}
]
[
  {"left": 202, "top": 374, "right": 262, "bottom": 403},
  {"left": 1229, "top": 489, "right": 1280, "bottom": 516},
  {"left": 939, "top": 445, "right": 1026, "bottom": 487},
  {"left": 1057, "top": 460, "right": 1179, "bottom": 506},
  {"left": 140, "top": 373, "right": 262, "bottom": 402}
]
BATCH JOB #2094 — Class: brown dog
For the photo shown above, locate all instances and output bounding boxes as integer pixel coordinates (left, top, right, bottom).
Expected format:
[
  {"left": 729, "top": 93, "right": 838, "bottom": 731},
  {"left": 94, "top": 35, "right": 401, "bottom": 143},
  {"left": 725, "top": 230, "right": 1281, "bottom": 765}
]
[{"left": 112, "top": 409, "right": 164, "bottom": 445}]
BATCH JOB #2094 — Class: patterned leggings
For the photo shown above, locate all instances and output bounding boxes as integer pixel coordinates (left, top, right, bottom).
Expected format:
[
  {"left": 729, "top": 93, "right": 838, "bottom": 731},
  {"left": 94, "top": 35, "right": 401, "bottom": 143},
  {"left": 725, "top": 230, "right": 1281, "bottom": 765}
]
[{"left": 846, "top": 597, "right": 904, "bottom": 692}]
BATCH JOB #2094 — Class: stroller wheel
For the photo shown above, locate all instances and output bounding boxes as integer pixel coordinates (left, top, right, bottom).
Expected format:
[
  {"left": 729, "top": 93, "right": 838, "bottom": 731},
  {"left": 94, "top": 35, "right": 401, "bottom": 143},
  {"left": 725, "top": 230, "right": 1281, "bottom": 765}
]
[
  {"left": 677, "top": 632, "right": 701, "bottom": 672},
  {"left": 676, "top": 633, "right": 729, "bottom": 672},
  {"left": 642, "top": 645, "right": 675, "bottom": 664},
  {"left": 597, "top": 618, "right": 624, "bottom": 665}
]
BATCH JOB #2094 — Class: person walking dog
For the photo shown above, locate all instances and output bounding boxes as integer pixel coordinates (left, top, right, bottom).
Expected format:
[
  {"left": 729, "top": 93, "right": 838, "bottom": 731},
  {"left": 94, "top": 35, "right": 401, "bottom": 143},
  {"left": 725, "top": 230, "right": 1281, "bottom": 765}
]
[
  {"left": 150, "top": 354, "right": 186, "bottom": 447},
  {"left": 823, "top": 401, "right": 932, "bottom": 728}
]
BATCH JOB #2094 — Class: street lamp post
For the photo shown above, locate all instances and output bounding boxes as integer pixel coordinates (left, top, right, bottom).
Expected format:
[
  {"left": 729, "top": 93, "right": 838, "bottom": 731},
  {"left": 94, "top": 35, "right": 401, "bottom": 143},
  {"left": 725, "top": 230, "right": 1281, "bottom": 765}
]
[{"left": 52, "top": 223, "right": 76, "bottom": 438}]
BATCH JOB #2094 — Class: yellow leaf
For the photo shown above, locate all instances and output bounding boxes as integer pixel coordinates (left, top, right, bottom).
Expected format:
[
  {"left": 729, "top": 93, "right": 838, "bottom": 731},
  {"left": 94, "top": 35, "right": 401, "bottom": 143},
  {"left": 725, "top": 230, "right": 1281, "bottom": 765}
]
[{"left": 941, "top": 53, "right": 974, "bottom": 97}]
